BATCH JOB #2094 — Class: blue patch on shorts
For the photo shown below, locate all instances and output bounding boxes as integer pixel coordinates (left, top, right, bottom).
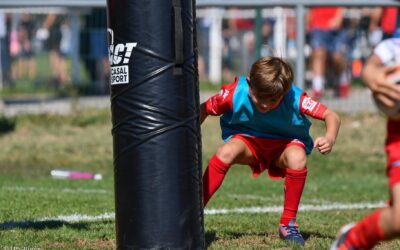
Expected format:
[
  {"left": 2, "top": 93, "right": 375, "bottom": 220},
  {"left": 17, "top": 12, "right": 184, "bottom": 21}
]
[{"left": 392, "top": 160, "right": 400, "bottom": 168}]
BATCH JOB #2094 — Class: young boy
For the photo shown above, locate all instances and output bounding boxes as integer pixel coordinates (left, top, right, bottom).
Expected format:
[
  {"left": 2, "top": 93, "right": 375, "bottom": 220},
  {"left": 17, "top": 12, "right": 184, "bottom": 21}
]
[
  {"left": 331, "top": 38, "right": 400, "bottom": 250},
  {"left": 201, "top": 56, "right": 341, "bottom": 246}
]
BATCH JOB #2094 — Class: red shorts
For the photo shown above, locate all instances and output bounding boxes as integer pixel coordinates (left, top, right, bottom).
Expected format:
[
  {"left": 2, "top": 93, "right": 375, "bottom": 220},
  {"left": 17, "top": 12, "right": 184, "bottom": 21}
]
[
  {"left": 232, "top": 134, "right": 306, "bottom": 179},
  {"left": 386, "top": 120, "right": 400, "bottom": 188}
]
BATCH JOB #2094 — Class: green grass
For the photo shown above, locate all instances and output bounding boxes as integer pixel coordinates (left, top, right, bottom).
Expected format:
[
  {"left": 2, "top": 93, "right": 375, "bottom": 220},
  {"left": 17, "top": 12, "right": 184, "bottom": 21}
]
[
  {"left": 199, "top": 80, "right": 223, "bottom": 92},
  {"left": 0, "top": 110, "right": 399, "bottom": 249}
]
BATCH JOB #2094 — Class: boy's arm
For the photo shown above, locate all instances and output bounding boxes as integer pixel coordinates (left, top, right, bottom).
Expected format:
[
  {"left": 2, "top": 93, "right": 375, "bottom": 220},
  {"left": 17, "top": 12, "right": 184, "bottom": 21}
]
[
  {"left": 199, "top": 102, "right": 208, "bottom": 125},
  {"left": 322, "top": 108, "right": 341, "bottom": 145},
  {"left": 313, "top": 108, "right": 340, "bottom": 154},
  {"left": 299, "top": 93, "right": 340, "bottom": 154},
  {"left": 199, "top": 84, "right": 235, "bottom": 125}
]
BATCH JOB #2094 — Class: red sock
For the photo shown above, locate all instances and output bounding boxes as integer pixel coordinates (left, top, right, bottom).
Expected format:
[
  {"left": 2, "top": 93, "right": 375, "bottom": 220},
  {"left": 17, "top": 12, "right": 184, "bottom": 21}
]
[
  {"left": 280, "top": 168, "right": 308, "bottom": 225},
  {"left": 345, "top": 209, "right": 385, "bottom": 249},
  {"left": 202, "top": 155, "right": 230, "bottom": 207}
]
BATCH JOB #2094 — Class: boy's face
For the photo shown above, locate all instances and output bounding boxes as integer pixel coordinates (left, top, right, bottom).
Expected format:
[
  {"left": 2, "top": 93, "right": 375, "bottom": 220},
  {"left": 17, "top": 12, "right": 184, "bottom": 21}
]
[{"left": 250, "top": 89, "right": 283, "bottom": 113}]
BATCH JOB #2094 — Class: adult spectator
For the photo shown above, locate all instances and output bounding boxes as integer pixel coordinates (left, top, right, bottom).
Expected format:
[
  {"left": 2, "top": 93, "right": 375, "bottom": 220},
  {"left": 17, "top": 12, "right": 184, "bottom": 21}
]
[{"left": 308, "top": 7, "right": 351, "bottom": 98}]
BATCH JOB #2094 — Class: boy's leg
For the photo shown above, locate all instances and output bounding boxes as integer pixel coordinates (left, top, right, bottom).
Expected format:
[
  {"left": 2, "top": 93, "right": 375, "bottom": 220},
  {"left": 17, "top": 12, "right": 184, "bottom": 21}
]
[
  {"left": 336, "top": 183, "right": 400, "bottom": 249},
  {"left": 275, "top": 144, "right": 307, "bottom": 246},
  {"left": 202, "top": 155, "right": 229, "bottom": 207},
  {"left": 203, "top": 138, "right": 255, "bottom": 207},
  {"left": 332, "top": 135, "right": 400, "bottom": 250},
  {"left": 380, "top": 183, "right": 400, "bottom": 239},
  {"left": 276, "top": 145, "right": 308, "bottom": 225}
]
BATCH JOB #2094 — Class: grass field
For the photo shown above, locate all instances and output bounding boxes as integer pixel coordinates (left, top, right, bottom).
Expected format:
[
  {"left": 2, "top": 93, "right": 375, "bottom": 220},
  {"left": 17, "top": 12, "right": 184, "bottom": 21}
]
[{"left": 0, "top": 109, "right": 400, "bottom": 249}]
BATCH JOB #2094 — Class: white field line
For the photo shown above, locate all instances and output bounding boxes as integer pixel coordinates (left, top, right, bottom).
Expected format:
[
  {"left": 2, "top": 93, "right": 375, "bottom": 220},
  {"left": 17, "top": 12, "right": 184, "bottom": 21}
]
[
  {"left": 2, "top": 186, "right": 110, "bottom": 194},
  {"left": 0, "top": 201, "right": 386, "bottom": 228},
  {"left": 229, "top": 194, "right": 282, "bottom": 202},
  {"left": 205, "top": 201, "right": 386, "bottom": 215},
  {"left": 41, "top": 213, "right": 115, "bottom": 222}
]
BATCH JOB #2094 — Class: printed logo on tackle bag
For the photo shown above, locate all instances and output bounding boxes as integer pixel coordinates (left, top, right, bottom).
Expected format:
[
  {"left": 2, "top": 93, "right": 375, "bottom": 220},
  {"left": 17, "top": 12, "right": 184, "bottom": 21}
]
[{"left": 108, "top": 28, "right": 137, "bottom": 85}]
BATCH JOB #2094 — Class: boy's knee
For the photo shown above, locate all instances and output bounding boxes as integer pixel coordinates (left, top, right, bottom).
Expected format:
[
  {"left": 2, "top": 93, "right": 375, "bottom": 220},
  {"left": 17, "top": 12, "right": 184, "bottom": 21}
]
[
  {"left": 285, "top": 151, "right": 307, "bottom": 170},
  {"left": 391, "top": 221, "right": 400, "bottom": 234},
  {"left": 216, "top": 144, "right": 238, "bottom": 165},
  {"left": 391, "top": 211, "right": 400, "bottom": 233}
]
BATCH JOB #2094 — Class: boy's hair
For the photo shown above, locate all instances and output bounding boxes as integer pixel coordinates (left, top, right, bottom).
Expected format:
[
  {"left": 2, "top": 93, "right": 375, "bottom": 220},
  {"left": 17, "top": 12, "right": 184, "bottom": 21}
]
[{"left": 249, "top": 57, "right": 293, "bottom": 98}]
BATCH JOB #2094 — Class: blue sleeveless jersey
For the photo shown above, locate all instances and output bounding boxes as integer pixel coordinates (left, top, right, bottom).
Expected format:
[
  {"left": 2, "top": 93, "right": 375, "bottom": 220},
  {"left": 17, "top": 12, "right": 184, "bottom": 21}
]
[{"left": 220, "top": 76, "right": 314, "bottom": 154}]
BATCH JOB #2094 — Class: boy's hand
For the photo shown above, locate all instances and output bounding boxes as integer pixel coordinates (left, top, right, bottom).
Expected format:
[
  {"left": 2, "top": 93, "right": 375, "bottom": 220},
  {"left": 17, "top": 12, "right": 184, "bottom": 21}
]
[{"left": 313, "top": 136, "right": 335, "bottom": 154}]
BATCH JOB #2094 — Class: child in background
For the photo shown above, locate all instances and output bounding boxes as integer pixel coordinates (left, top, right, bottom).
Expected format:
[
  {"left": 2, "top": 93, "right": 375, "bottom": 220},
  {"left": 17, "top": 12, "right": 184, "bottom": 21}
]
[
  {"left": 331, "top": 38, "right": 400, "bottom": 250},
  {"left": 200, "top": 56, "right": 341, "bottom": 246}
]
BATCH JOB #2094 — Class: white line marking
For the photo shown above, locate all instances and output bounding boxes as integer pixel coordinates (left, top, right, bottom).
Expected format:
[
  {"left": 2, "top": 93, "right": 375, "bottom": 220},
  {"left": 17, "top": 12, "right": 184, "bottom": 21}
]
[
  {"left": 0, "top": 201, "right": 386, "bottom": 229},
  {"left": 205, "top": 202, "right": 386, "bottom": 215},
  {"left": 45, "top": 213, "right": 115, "bottom": 222},
  {"left": 228, "top": 194, "right": 282, "bottom": 202},
  {"left": 2, "top": 186, "right": 110, "bottom": 194}
]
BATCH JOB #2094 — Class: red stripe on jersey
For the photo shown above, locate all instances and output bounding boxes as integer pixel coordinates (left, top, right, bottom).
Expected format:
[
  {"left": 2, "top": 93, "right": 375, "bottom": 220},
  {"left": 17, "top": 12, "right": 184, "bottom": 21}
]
[
  {"left": 299, "top": 92, "right": 327, "bottom": 120},
  {"left": 205, "top": 77, "right": 238, "bottom": 116}
]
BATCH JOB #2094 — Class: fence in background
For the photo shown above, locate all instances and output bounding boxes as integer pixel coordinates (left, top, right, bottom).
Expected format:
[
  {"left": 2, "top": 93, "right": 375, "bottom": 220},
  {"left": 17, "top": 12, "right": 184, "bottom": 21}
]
[
  {"left": 0, "top": 7, "right": 108, "bottom": 95},
  {"left": 0, "top": 1, "right": 398, "bottom": 114}
]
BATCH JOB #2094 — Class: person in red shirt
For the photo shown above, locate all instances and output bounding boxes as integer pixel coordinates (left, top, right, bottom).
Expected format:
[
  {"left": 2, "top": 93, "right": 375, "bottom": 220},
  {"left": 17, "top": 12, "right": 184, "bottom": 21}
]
[
  {"left": 308, "top": 7, "right": 350, "bottom": 98},
  {"left": 381, "top": 7, "right": 398, "bottom": 39},
  {"left": 369, "top": 7, "right": 399, "bottom": 39}
]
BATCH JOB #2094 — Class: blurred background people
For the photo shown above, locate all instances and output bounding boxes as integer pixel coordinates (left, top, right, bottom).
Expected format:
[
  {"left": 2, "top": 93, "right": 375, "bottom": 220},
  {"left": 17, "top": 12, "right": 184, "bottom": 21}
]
[
  {"left": 197, "top": 12, "right": 211, "bottom": 82},
  {"left": 42, "top": 14, "right": 69, "bottom": 86},
  {"left": 0, "top": 13, "right": 10, "bottom": 88},
  {"left": 17, "top": 14, "right": 36, "bottom": 80},
  {"left": 0, "top": 5, "right": 396, "bottom": 99},
  {"left": 81, "top": 8, "right": 109, "bottom": 94},
  {"left": 308, "top": 7, "right": 351, "bottom": 98},
  {"left": 378, "top": 7, "right": 399, "bottom": 39}
]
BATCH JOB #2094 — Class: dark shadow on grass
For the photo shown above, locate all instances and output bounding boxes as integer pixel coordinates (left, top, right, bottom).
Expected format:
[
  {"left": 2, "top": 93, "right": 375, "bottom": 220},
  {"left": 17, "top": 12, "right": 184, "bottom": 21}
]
[
  {"left": 0, "top": 219, "right": 93, "bottom": 231},
  {"left": 205, "top": 230, "right": 268, "bottom": 248},
  {"left": 205, "top": 230, "right": 335, "bottom": 248},
  {"left": 301, "top": 231, "right": 335, "bottom": 241},
  {"left": 226, "top": 231, "right": 268, "bottom": 238},
  {"left": 205, "top": 231, "right": 217, "bottom": 248}
]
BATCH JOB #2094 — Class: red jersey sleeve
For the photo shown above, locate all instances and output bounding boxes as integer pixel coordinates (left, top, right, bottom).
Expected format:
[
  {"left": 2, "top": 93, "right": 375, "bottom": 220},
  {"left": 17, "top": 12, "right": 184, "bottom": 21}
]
[
  {"left": 204, "top": 79, "right": 237, "bottom": 116},
  {"left": 299, "top": 92, "right": 327, "bottom": 120}
]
